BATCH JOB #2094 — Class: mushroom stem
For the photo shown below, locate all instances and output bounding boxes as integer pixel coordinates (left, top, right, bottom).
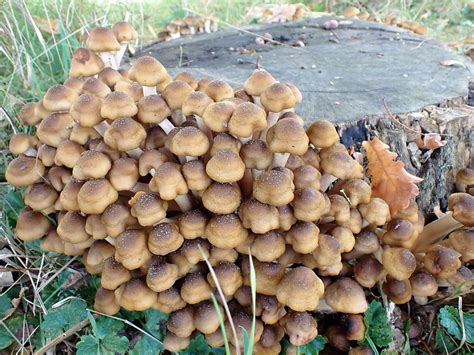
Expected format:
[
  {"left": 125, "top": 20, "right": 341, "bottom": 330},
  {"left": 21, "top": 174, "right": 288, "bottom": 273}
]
[
  {"left": 320, "top": 174, "right": 338, "bottom": 191},
  {"left": 23, "top": 148, "right": 37, "bottom": 157},
  {"left": 186, "top": 156, "right": 198, "bottom": 162},
  {"left": 143, "top": 86, "right": 157, "bottom": 96},
  {"left": 159, "top": 119, "right": 175, "bottom": 134},
  {"left": 314, "top": 298, "right": 336, "bottom": 313},
  {"left": 194, "top": 116, "right": 212, "bottom": 140},
  {"left": 171, "top": 110, "right": 185, "bottom": 126},
  {"left": 260, "top": 112, "right": 280, "bottom": 141},
  {"left": 412, "top": 212, "right": 463, "bottom": 252},
  {"left": 130, "top": 182, "right": 151, "bottom": 193},
  {"left": 94, "top": 121, "right": 110, "bottom": 136},
  {"left": 105, "top": 236, "right": 115, "bottom": 246},
  {"left": 271, "top": 152, "right": 290, "bottom": 168},
  {"left": 413, "top": 296, "right": 428, "bottom": 305},
  {"left": 115, "top": 43, "right": 128, "bottom": 67},
  {"left": 174, "top": 195, "right": 192, "bottom": 212},
  {"left": 127, "top": 148, "right": 143, "bottom": 159},
  {"left": 99, "top": 52, "right": 118, "bottom": 70}
]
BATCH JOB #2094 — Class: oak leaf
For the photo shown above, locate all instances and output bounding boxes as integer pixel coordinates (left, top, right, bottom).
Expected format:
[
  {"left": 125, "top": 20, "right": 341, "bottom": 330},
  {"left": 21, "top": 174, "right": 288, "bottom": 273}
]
[
  {"left": 363, "top": 137, "right": 423, "bottom": 216},
  {"left": 415, "top": 133, "right": 446, "bottom": 150}
]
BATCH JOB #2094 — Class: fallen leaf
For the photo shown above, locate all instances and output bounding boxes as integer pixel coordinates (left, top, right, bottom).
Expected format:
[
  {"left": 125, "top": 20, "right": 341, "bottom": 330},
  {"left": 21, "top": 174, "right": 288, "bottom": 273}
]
[
  {"left": 416, "top": 133, "right": 446, "bottom": 150},
  {"left": 363, "top": 137, "right": 423, "bottom": 216},
  {"left": 440, "top": 59, "right": 465, "bottom": 67}
]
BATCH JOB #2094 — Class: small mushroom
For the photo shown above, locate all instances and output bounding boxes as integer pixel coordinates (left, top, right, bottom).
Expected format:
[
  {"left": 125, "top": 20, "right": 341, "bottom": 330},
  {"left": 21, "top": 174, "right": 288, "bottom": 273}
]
[
  {"left": 324, "top": 277, "right": 368, "bottom": 313},
  {"left": 114, "top": 278, "right": 157, "bottom": 311},
  {"left": 280, "top": 311, "right": 318, "bottom": 346},
  {"left": 15, "top": 208, "right": 51, "bottom": 241}
]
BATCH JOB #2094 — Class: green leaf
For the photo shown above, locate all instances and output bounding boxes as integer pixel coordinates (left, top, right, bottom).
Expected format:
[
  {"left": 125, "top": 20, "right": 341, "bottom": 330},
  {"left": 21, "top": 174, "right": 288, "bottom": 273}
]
[
  {"left": 41, "top": 298, "right": 88, "bottom": 340},
  {"left": 76, "top": 335, "right": 99, "bottom": 355},
  {"left": 100, "top": 334, "right": 129, "bottom": 354},
  {"left": 129, "top": 309, "right": 168, "bottom": 354},
  {"left": 438, "top": 305, "right": 474, "bottom": 344},
  {"left": 297, "top": 335, "right": 327, "bottom": 355},
  {"left": 0, "top": 315, "right": 25, "bottom": 350},
  {"left": 0, "top": 295, "right": 12, "bottom": 316},
  {"left": 95, "top": 316, "right": 125, "bottom": 339},
  {"left": 181, "top": 334, "right": 214, "bottom": 355},
  {"left": 360, "top": 300, "right": 394, "bottom": 349},
  {"left": 3, "top": 189, "right": 25, "bottom": 227},
  {"left": 435, "top": 329, "right": 457, "bottom": 354}
]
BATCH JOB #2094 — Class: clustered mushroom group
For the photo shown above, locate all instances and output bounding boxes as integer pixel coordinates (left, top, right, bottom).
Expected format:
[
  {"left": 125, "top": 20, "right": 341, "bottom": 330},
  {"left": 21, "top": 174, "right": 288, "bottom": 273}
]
[
  {"left": 159, "top": 15, "right": 219, "bottom": 42},
  {"left": 5, "top": 21, "right": 473, "bottom": 354}
]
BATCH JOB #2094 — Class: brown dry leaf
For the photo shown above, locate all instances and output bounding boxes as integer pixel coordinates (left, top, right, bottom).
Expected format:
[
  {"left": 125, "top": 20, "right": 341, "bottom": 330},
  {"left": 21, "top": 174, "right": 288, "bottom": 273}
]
[
  {"left": 32, "top": 16, "right": 60, "bottom": 34},
  {"left": 363, "top": 137, "right": 423, "bottom": 216},
  {"left": 415, "top": 133, "right": 446, "bottom": 150}
]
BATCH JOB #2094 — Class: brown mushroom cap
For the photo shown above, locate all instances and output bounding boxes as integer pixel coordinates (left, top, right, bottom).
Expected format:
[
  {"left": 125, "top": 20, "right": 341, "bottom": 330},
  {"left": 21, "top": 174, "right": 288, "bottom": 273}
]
[
  {"left": 205, "top": 150, "right": 245, "bottom": 183},
  {"left": 325, "top": 277, "right": 368, "bottom": 313},
  {"left": 77, "top": 179, "right": 118, "bottom": 214},
  {"left": 57, "top": 211, "right": 90, "bottom": 243},
  {"left": 114, "top": 278, "right": 157, "bottom": 311},
  {"left": 410, "top": 270, "right": 438, "bottom": 297},
  {"left": 82, "top": 77, "right": 111, "bottom": 98},
  {"left": 114, "top": 80, "right": 144, "bottom": 102},
  {"left": 242, "top": 258, "right": 285, "bottom": 296},
  {"left": 163, "top": 332, "right": 190, "bottom": 352},
  {"left": 205, "top": 213, "right": 248, "bottom": 249},
  {"left": 456, "top": 168, "right": 474, "bottom": 192},
  {"left": 19, "top": 102, "right": 41, "bottom": 126},
  {"left": 194, "top": 301, "right": 221, "bottom": 334},
  {"left": 104, "top": 117, "right": 146, "bottom": 152},
  {"left": 448, "top": 193, "right": 474, "bottom": 226},
  {"left": 84, "top": 240, "right": 115, "bottom": 274},
  {"left": 149, "top": 162, "right": 189, "bottom": 201},
  {"left": 9, "top": 133, "right": 38, "bottom": 155},
  {"left": 43, "top": 85, "right": 78, "bottom": 112},
  {"left": 138, "top": 149, "right": 168, "bottom": 176},
  {"left": 204, "top": 80, "right": 234, "bottom": 102},
  {"left": 353, "top": 255, "right": 384, "bottom": 288},
  {"left": 162, "top": 80, "right": 195, "bottom": 109},
  {"left": 180, "top": 272, "right": 212, "bottom": 304},
  {"left": 101, "top": 91, "right": 138, "bottom": 120},
  {"left": 311, "top": 233, "right": 341, "bottom": 268},
  {"left": 240, "top": 139, "right": 273, "bottom": 170},
  {"left": 167, "top": 126, "right": 210, "bottom": 158},
  {"left": 207, "top": 261, "right": 243, "bottom": 296},
  {"left": 267, "top": 118, "right": 309, "bottom": 156},
  {"left": 70, "top": 93, "right": 103, "bottom": 127},
  {"left": 178, "top": 210, "right": 208, "bottom": 240},
  {"left": 167, "top": 305, "right": 195, "bottom": 338},
  {"left": 382, "top": 218, "right": 417, "bottom": 248},
  {"left": 182, "top": 91, "right": 213, "bottom": 116},
  {"left": 40, "top": 230, "right": 65, "bottom": 254},
  {"left": 15, "top": 208, "right": 51, "bottom": 241},
  {"left": 226, "top": 310, "right": 264, "bottom": 346},
  {"left": 70, "top": 48, "right": 104, "bottom": 77},
  {"left": 202, "top": 101, "right": 235, "bottom": 132},
  {"left": 286, "top": 222, "right": 319, "bottom": 254},
  {"left": 146, "top": 260, "right": 179, "bottom": 292},
  {"left": 37, "top": 113, "right": 75, "bottom": 147},
  {"left": 148, "top": 222, "right": 184, "bottom": 255},
  {"left": 359, "top": 197, "right": 391, "bottom": 226},
  {"left": 70, "top": 124, "right": 100, "bottom": 145},
  {"left": 210, "top": 133, "right": 241, "bottom": 156},
  {"left": 292, "top": 188, "right": 329, "bottom": 222},
  {"left": 239, "top": 198, "right": 280, "bottom": 234},
  {"left": 24, "top": 183, "right": 58, "bottom": 213},
  {"left": 112, "top": 21, "right": 138, "bottom": 42},
  {"left": 101, "top": 203, "right": 136, "bottom": 237},
  {"left": 59, "top": 179, "right": 83, "bottom": 211},
  {"left": 253, "top": 168, "right": 295, "bottom": 207},
  {"left": 228, "top": 102, "right": 267, "bottom": 138},
  {"left": 73, "top": 150, "right": 111, "bottom": 180},
  {"left": 244, "top": 69, "right": 277, "bottom": 96},
  {"left": 54, "top": 139, "right": 85, "bottom": 169},
  {"left": 109, "top": 158, "right": 139, "bottom": 191},
  {"left": 128, "top": 56, "right": 168, "bottom": 86},
  {"left": 115, "top": 229, "right": 151, "bottom": 270},
  {"left": 382, "top": 277, "right": 412, "bottom": 304},
  {"left": 251, "top": 231, "right": 286, "bottom": 262},
  {"left": 129, "top": 191, "right": 167, "bottom": 226},
  {"left": 449, "top": 229, "right": 474, "bottom": 262},
  {"left": 260, "top": 83, "right": 296, "bottom": 112},
  {"left": 174, "top": 72, "right": 198, "bottom": 90},
  {"left": 87, "top": 27, "right": 121, "bottom": 52},
  {"left": 423, "top": 245, "right": 462, "bottom": 279},
  {"left": 34, "top": 100, "right": 51, "bottom": 121},
  {"left": 306, "top": 120, "right": 339, "bottom": 148},
  {"left": 280, "top": 311, "right": 318, "bottom": 346},
  {"left": 182, "top": 159, "right": 212, "bottom": 191},
  {"left": 153, "top": 286, "right": 186, "bottom": 313},
  {"left": 6, "top": 156, "right": 45, "bottom": 187},
  {"left": 85, "top": 214, "right": 108, "bottom": 240},
  {"left": 94, "top": 287, "right": 120, "bottom": 315},
  {"left": 382, "top": 247, "right": 417, "bottom": 280},
  {"left": 276, "top": 266, "right": 325, "bottom": 312},
  {"left": 293, "top": 165, "right": 321, "bottom": 191},
  {"left": 38, "top": 144, "right": 57, "bottom": 167},
  {"left": 202, "top": 182, "right": 241, "bottom": 214},
  {"left": 98, "top": 67, "right": 124, "bottom": 88}
]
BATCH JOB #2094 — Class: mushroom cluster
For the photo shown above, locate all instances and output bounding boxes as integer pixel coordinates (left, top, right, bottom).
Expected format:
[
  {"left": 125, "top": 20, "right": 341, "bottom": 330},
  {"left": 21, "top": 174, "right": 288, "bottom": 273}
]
[
  {"left": 6, "top": 22, "right": 473, "bottom": 354},
  {"left": 158, "top": 15, "right": 219, "bottom": 42}
]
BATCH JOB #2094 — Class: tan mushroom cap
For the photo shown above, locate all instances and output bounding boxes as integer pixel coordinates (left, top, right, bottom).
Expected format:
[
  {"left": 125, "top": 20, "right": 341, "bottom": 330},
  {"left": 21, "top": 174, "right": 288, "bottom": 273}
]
[
  {"left": 180, "top": 238, "right": 209, "bottom": 265},
  {"left": 129, "top": 191, "right": 167, "bottom": 226},
  {"left": 87, "top": 27, "right": 121, "bottom": 52},
  {"left": 353, "top": 255, "right": 384, "bottom": 288},
  {"left": 448, "top": 193, "right": 474, "bottom": 226},
  {"left": 73, "top": 150, "right": 111, "bottom": 180},
  {"left": 343, "top": 6, "right": 360, "bottom": 17},
  {"left": 149, "top": 162, "right": 189, "bottom": 200},
  {"left": 226, "top": 311, "right": 264, "bottom": 346},
  {"left": 77, "top": 178, "right": 118, "bottom": 214},
  {"left": 37, "top": 113, "right": 75, "bottom": 147},
  {"left": 94, "top": 287, "right": 120, "bottom": 315},
  {"left": 324, "top": 277, "right": 368, "bottom": 313},
  {"left": 101, "top": 203, "right": 136, "bottom": 237},
  {"left": 115, "top": 229, "right": 151, "bottom": 270},
  {"left": 251, "top": 231, "right": 286, "bottom": 262},
  {"left": 293, "top": 188, "right": 329, "bottom": 222},
  {"left": 449, "top": 229, "right": 474, "bottom": 262},
  {"left": 100, "top": 256, "right": 132, "bottom": 290},
  {"left": 82, "top": 77, "right": 111, "bottom": 98},
  {"left": 340, "top": 179, "right": 371, "bottom": 207},
  {"left": 85, "top": 214, "right": 107, "bottom": 240},
  {"left": 276, "top": 266, "right": 324, "bottom": 311},
  {"left": 410, "top": 270, "right": 438, "bottom": 297},
  {"left": 280, "top": 311, "right": 318, "bottom": 346},
  {"left": 286, "top": 222, "right": 319, "bottom": 254},
  {"left": 359, "top": 197, "right": 391, "bottom": 226},
  {"left": 306, "top": 120, "right": 339, "bottom": 148},
  {"left": 115, "top": 278, "right": 157, "bottom": 311},
  {"left": 38, "top": 144, "right": 57, "bottom": 167},
  {"left": 43, "top": 85, "right": 78, "bottom": 112},
  {"left": 239, "top": 198, "right": 280, "bottom": 234},
  {"left": 240, "top": 139, "right": 273, "bottom": 170},
  {"left": 109, "top": 158, "right": 139, "bottom": 191},
  {"left": 202, "top": 182, "right": 241, "bottom": 214},
  {"left": 182, "top": 91, "right": 213, "bottom": 116},
  {"left": 267, "top": 118, "right": 309, "bottom": 156},
  {"left": 181, "top": 272, "right": 212, "bottom": 304},
  {"left": 70, "top": 124, "right": 100, "bottom": 145},
  {"left": 206, "top": 213, "right": 248, "bottom": 249},
  {"left": 194, "top": 301, "right": 221, "bottom": 334},
  {"left": 24, "top": 183, "right": 58, "bottom": 213},
  {"left": 63, "top": 77, "right": 84, "bottom": 95},
  {"left": 423, "top": 245, "right": 462, "bottom": 279},
  {"left": 182, "top": 159, "right": 212, "bottom": 191},
  {"left": 244, "top": 261, "right": 283, "bottom": 296},
  {"left": 9, "top": 133, "right": 38, "bottom": 155},
  {"left": 35, "top": 100, "right": 51, "bottom": 121},
  {"left": 163, "top": 332, "right": 190, "bottom": 353},
  {"left": 84, "top": 240, "right": 115, "bottom": 274},
  {"left": 70, "top": 93, "right": 103, "bottom": 127},
  {"left": 253, "top": 168, "right": 295, "bottom": 207},
  {"left": 136, "top": 94, "right": 172, "bottom": 124},
  {"left": 112, "top": 21, "right": 138, "bottom": 42},
  {"left": 15, "top": 208, "right": 51, "bottom": 241},
  {"left": 115, "top": 80, "right": 144, "bottom": 102},
  {"left": 6, "top": 156, "right": 45, "bottom": 187},
  {"left": 382, "top": 219, "right": 416, "bottom": 248},
  {"left": 293, "top": 165, "right": 321, "bottom": 191},
  {"left": 145, "top": 126, "right": 167, "bottom": 149},
  {"left": 228, "top": 102, "right": 267, "bottom": 138},
  {"left": 146, "top": 260, "right": 179, "bottom": 292},
  {"left": 327, "top": 195, "right": 351, "bottom": 223},
  {"left": 167, "top": 306, "right": 195, "bottom": 338},
  {"left": 210, "top": 133, "right": 241, "bottom": 156},
  {"left": 101, "top": 91, "right": 138, "bottom": 120},
  {"left": 40, "top": 230, "right": 65, "bottom": 254},
  {"left": 278, "top": 205, "right": 297, "bottom": 232},
  {"left": 202, "top": 101, "right": 235, "bottom": 132},
  {"left": 382, "top": 247, "right": 416, "bottom": 280},
  {"left": 204, "top": 80, "right": 234, "bottom": 101},
  {"left": 260, "top": 83, "right": 296, "bottom": 112},
  {"left": 244, "top": 69, "right": 277, "bottom": 96},
  {"left": 57, "top": 211, "right": 90, "bottom": 243},
  {"left": 128, "top": 56, "right": 168, "bottom": 86},
  {"left": 174, "top": 72, "right": 198, "bottom": 90},
  {"left": 162, "top": 80, "right": 195, "bottom": 110},
  {"left": 320, "top": 149, "right": 364, "bottom": 180},
  {"left": 152, "top": 286, "right": 186, "bottom": 314},
  {"left": 104, "top": 117, "right": 146, "bottom": 151},
  {"left": 98, "top": 67, "right": 125, "bottom": 88},
  {"left": 178, "top": 210, "right": 208, "bottom": 240},
  {"left": 209, "top": 246, "right": 238, "bottom": 266},
  {"left": 138, "top": 149, "right": 167, "bottom": 176},
  {"left": 69, "top": 48, "right": 104, "bottom": 77},
  {"left": 19, "top": 102, "right": 41, "bottom": 126},
  {"left": 207, "top": 262, "right": 243, "bottom": 296},
  {"left": 59, "top": 179, "right": 83, "bottom": 211},
  {"left": 382, "top": 277, "right": 412, "bottom": 304},
  {"left": 206, "top": 149, "right": 245, "bottom": 183},
  {"left": 167, "top": 126, "right": 210, "bottom": 157},
  {"left": 256, "top": 295, "right": 286, "bottom": 325},
  {"left": 148, "top": 222, "right": 184, "bottom": 255},
  {"left": 456, "top": 168, "right": 474, "bottom": 192}
]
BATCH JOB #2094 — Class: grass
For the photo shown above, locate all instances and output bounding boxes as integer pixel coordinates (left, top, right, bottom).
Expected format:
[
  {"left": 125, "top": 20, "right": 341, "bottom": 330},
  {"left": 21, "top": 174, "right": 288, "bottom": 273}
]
[{"left": 0, "top": 0, "right": 472, "bottom": 353}]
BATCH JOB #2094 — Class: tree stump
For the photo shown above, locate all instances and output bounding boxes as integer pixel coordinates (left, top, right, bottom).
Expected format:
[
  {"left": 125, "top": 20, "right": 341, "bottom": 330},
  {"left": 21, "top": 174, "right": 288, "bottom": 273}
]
[{"left": 135, "top": 16, "right": 473, "bottom": 216}]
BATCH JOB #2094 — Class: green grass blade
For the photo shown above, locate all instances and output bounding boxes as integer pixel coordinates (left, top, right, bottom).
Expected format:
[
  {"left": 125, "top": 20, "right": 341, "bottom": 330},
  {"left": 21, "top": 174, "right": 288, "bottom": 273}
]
[{"left": 210, "top": 293, "right": 231, "bottom": 355}]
